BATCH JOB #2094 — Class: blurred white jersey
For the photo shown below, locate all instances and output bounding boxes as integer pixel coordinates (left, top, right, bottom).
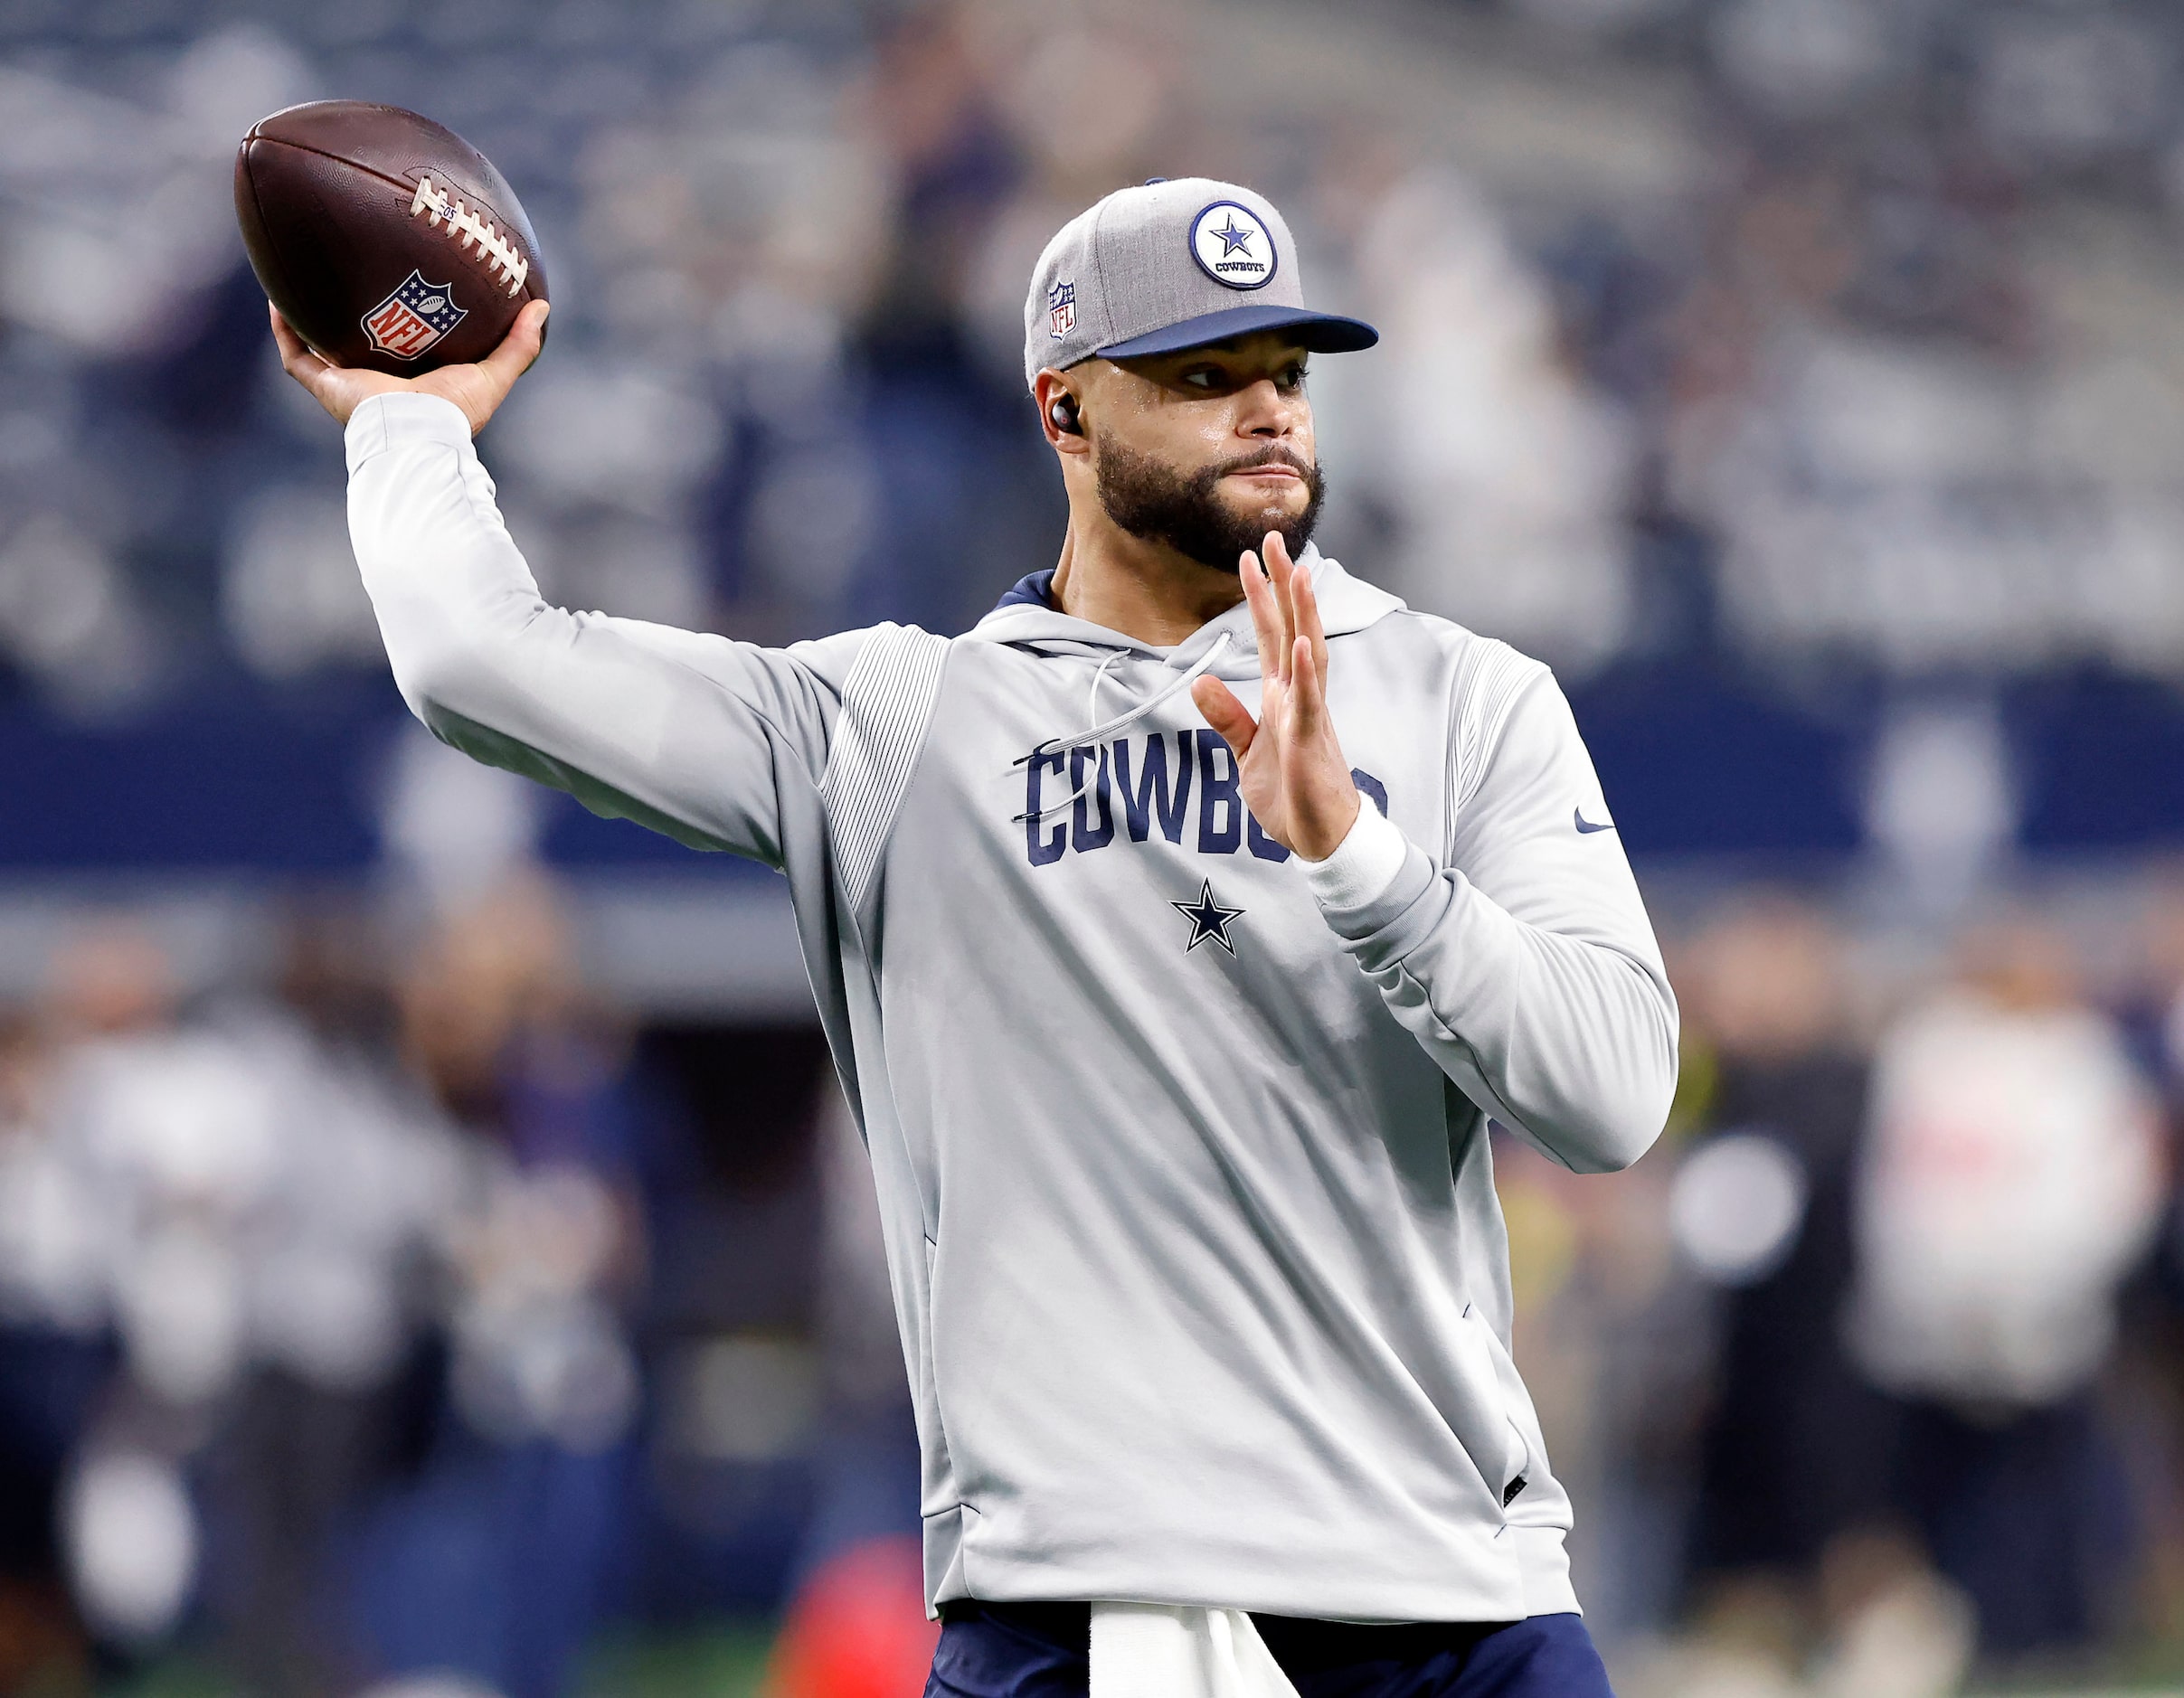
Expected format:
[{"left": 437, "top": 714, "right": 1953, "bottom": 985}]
[{"left": 1849, "top": 992, "right": 2162, "bottom": 1406}]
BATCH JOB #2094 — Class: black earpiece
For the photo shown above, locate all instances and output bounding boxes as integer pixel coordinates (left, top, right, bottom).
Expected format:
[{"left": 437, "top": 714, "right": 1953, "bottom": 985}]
[{"left": 1049, "top": 393, "right": 1083, "bottom": 436}]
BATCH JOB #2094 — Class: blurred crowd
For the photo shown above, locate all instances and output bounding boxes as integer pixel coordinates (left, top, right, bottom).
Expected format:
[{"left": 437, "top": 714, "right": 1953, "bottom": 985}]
[
  {"left": 0, "top": 864, "right": 931, "bottom": 1698},
  {"left": 1519, "top": 882, "right": 2184, "bottom": 1697},
  {"left": 4, "top": 0, "right": 2184, "bottom": 722},
  {"left": 12, "top": 875, "right": 2184, "bottom": 1695}
]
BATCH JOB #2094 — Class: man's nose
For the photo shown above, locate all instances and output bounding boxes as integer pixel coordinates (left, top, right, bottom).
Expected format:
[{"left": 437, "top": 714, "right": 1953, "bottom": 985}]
[{"left": 1239, "top": 378, "right": 1300, "bottom": 438}]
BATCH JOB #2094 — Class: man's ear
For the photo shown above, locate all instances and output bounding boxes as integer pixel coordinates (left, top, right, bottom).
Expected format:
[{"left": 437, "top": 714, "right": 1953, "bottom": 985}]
[{"left": 1034, "top": 369, "right": 1091, "bottom": 456}]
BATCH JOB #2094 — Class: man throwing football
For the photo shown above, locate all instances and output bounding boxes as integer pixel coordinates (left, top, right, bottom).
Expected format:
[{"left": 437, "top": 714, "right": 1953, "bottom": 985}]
[{"left": 279, "top": 176, "right": 1676, "bottom": 1698}]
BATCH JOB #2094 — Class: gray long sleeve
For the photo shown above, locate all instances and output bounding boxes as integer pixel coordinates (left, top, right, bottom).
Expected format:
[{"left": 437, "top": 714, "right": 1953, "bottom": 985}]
[
  {"left": 345, "top": 391, "right": 862, "bottom": 864},
  {"left": 1317, "top": 669, "right": 1678, "bottom": 1174}
]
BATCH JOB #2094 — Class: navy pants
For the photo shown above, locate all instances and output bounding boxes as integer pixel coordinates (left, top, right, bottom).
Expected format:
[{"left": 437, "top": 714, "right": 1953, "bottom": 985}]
[{"left": 927, "top": 1601, "right": 1615, "bottom": 1697}]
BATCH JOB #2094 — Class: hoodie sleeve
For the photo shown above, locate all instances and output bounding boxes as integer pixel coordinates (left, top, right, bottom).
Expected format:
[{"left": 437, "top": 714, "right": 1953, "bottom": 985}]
[
  {"left": 346, "top": 391, "right": 865, "bottom": 867},
  {"left": 1309, "top": 662, "right": 1678, "bottom": 1174}
]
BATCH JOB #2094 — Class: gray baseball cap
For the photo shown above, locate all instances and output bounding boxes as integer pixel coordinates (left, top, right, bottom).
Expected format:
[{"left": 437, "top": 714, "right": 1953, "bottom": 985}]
[{"left": 1022, "top": 176, "right": 1377, "bottom": 392}]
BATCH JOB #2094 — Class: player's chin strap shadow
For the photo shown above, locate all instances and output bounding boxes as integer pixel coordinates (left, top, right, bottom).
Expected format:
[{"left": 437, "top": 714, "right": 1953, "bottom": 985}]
[{"left": 1011, "top": 631, "right": 1234, "bottom": 825}]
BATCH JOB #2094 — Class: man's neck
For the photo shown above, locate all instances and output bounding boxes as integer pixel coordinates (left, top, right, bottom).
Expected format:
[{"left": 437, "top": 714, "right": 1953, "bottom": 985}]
[{"left": 1047, "top": 520, "right": 1247, "bottom": 647}]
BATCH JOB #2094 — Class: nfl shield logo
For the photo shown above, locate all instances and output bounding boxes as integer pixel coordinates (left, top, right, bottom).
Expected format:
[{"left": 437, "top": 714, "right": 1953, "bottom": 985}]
[
  {"left": 361, "top": 270, "right": 468, "bottom": 361},
  {"left": 1047, "top": 280, "right": 1076, "bottom": 341}
]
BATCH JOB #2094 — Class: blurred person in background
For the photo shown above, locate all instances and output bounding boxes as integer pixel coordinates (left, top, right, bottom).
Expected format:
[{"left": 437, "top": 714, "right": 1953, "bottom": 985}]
[
  {"left": 1848, "top": 916, "right": 2163, "bottom": 1666},
  {"left": 1667, "top": 895, "right": 1962, "bottom": 1698},
  {"left": 2117, "top": 871, "right": 2184, "bottom": 1645},
  {"left": 0, "top": 998, "right": 101, "bottom": 1695},
  {"left": 350, "top": 873, "right": 643, "bottom": 1698},
  {"left": 1339, "top": 166, "right": 1638, "bottom": 674},
  {"left": 2123, "top": 868, "right": 2184, "bottom": 1146},
  {"left": 3, "top": 913, "right": 465, "bottom": 1697},
  {"left": 31, "top": 919, "right": 256, "bottom": 1662},
  {"left": 196, "top": 904, "right": 463, "bottom": 1698}
]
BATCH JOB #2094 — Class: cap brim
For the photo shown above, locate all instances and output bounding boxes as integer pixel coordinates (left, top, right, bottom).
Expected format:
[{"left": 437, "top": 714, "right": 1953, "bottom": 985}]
[{"left": 1095, "top": 303, "right": 1379, "bottom": 363}]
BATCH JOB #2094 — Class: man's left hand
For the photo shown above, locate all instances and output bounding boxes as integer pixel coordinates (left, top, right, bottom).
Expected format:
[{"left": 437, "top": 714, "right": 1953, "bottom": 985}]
[{"left": 1193, "top": 533, "right": 1362, "bottom": 862}]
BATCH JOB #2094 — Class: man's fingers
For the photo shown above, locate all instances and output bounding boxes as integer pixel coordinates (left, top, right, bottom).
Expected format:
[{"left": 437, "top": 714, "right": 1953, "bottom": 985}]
[
  {"left": 269, "top": 305, "right": 331, "bottom": 380},
  {"left": 269, "top": 302, "right": 373, "bottom": 423},
  {"left": 1292, "top": 548, "right": 1329, "bottom": 677},
  {"left": 477, "top": 298, "right": 549, "bottom": 393},
  {"left": 1289, "top": 634, "right": 1325, "bottom": 736},
  {"left": 1237, "top": 550, "right": 1287, "bottom": 684},
  {"left": 434, "top": 299, "right": 550, "bottom": 434},
  {"left": 1264, "top": 531, "right": 1300, "bottom": 660},
  {"left": 1193, "top": 675, "right": 1258, "bottom": 760}
]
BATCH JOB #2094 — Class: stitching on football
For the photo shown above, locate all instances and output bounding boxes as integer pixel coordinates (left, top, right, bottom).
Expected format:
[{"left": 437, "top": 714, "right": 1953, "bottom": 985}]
[{"left": 409, "top": 177, "right": 530, "bottom": 297}]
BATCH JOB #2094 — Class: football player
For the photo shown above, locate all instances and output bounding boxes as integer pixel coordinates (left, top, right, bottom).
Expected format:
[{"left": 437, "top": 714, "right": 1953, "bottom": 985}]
[{"left": 277, "top": 177, "right": 1676, "bottom": 1698}]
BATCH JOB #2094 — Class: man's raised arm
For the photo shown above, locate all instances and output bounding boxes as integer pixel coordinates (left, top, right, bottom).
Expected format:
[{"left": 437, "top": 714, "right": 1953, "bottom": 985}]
[
  {"left": 1194, "top": 538, "right": 1678, "bottom": 1174},
  {"left": 1311, "top": 667, "right": 1679, "bottom": 1174},
  {"left": 280, "top": 302, "right": 856, "bottom": 865}
]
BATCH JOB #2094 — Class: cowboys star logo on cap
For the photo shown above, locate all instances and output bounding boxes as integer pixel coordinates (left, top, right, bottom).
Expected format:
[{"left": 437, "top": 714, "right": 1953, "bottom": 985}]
[
  {"left": 1188, "top": 201, "right": 1276, "bottom": 291},
  {"left": 1019, "top": 176, "right": 1376, "bottom": 392},
  {"left": 361, "top": 269, "right": 468, "bottom": 361}
]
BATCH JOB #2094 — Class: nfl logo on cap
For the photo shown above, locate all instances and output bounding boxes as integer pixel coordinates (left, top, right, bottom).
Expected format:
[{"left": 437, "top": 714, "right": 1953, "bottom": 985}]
[{"left": 1047, "top": 280, "right": 1076, "bottom": 341}]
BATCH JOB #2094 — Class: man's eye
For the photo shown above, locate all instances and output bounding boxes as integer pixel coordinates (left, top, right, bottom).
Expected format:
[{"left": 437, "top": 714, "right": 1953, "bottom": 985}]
[
  {"left": 1182, "top": 368, "right": 1221, "bottom": 390},
  {"left": 1280, "top": 365, "right": 1308, "bottom": 391}
]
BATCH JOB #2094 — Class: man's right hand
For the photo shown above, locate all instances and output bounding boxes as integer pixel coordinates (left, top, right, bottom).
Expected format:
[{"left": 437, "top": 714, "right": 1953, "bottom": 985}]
[{"left": 272, "top": 297, "right": 549, "bottom": 437}]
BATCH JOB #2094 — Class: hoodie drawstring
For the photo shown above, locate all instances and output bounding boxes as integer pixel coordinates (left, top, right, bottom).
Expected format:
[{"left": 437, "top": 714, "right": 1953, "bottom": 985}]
[{"left": 1011, "top": 631, "right": 1234, "bottom": 825}]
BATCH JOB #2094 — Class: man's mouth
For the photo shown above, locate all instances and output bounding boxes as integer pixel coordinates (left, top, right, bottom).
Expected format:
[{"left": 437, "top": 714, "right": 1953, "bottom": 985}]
[{"left": 1217, "top": 449, "right": 1311, "bottom": 484}]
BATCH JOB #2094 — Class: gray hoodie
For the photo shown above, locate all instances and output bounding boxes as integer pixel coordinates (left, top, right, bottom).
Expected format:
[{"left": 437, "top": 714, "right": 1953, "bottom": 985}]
[{"left": 345, "top": 391, "right": 1678, "bottom": 1624}]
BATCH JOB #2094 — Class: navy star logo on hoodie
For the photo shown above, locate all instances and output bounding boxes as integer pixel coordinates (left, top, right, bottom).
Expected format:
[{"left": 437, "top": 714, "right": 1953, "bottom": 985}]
[{"left": 1171, "top": 880, "right": 1246, "bottom": 955}]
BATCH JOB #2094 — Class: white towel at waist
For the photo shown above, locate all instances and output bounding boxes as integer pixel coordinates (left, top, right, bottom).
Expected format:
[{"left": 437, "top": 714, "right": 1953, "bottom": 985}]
[{"left": 1089, "top": 1602, "right": 1300, "bottom": 1697}]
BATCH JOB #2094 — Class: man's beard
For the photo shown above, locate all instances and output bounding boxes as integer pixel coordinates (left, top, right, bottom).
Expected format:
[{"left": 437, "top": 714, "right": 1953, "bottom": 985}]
[{"left": 1092, "top": 438, "right": 1327, "bottom": 573}]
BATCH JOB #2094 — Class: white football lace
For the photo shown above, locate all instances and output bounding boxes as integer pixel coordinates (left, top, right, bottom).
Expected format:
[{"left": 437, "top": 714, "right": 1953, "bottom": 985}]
[
  {"left": 1011, "top": 632, "right": 1233, "bottom": 825},
  {"left": 409, "top": 176, "right": 530, "bottom": 296}
]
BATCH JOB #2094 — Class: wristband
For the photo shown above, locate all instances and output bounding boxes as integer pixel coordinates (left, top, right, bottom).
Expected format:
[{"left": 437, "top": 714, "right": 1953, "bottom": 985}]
[{"left": 1301, "top": 794, "right": 1406, "bottom": 911}]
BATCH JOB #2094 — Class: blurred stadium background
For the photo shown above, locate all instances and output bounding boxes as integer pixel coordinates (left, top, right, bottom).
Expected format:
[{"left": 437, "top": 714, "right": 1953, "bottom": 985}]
[{"left": 2, "top": 0, "right": 2184, "bottom": 1693}]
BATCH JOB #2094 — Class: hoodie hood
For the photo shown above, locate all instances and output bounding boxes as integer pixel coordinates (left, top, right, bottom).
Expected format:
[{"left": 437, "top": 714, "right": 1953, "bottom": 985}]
[{"left": 968, "top": 545, "right": 1406, "bottom": 683}]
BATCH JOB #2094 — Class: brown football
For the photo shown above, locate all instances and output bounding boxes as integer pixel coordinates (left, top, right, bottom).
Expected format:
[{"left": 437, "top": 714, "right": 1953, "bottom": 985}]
[{"left": 236, "top": 100, "right": 548, "bottom": 376}]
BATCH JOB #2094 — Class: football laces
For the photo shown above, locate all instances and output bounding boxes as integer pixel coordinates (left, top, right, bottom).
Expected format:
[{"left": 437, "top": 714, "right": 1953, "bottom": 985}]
[{"left": 408, "top": 175, "right": 530, "bottom": 297}]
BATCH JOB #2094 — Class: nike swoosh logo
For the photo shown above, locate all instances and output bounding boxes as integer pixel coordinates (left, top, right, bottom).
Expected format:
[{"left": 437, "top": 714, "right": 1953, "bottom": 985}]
[{"left": 1574, "top": 808, "right": 1615, "bottom": 835}]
